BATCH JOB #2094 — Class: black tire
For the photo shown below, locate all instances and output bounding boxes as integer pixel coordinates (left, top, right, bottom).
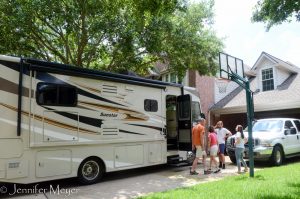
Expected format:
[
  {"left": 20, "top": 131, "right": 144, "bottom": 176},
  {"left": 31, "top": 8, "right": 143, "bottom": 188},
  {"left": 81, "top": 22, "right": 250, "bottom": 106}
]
[
  {"left": 270, "top": 145, "right": 284, "bottom": 166},
  {"left": 229, "top": 155, "right": 236, "bottom": 164},
  {"left": 78, "top": 157, "right": 105, "bottom": 185}
]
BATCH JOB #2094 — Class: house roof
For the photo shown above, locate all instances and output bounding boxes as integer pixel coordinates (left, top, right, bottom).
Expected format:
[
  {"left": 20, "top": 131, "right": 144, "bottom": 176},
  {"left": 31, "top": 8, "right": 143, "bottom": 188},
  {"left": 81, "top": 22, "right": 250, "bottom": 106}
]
[
  {"left": 210, "top": 52, "right": 300, "bottom": 114},
  {"left": 252, "top": 52, "right": 299, "bottom": 73}
]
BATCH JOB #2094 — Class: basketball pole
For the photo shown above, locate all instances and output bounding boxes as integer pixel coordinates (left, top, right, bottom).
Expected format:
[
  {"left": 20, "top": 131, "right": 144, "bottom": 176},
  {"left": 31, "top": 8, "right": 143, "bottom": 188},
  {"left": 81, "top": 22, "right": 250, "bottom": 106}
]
[
  {"left": 229, "top": 72, "right": 255, "bottom": 178},
  {"left": 219, "top": 52, "right": 255, "bottom": 177}
]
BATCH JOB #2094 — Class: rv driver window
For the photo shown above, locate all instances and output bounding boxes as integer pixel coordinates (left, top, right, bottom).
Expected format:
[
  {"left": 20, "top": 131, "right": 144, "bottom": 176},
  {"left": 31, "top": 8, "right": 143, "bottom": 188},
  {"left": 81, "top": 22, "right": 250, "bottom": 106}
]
[{"left": 36, "top": 83, "right": 77, "bottom": 106}]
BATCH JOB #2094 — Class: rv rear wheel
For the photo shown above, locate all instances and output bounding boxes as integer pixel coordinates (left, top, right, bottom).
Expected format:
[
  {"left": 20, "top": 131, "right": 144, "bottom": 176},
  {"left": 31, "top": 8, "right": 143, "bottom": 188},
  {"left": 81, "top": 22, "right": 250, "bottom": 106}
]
[{"left": 78, "top": 157, "right": 105, "bottom": 185}]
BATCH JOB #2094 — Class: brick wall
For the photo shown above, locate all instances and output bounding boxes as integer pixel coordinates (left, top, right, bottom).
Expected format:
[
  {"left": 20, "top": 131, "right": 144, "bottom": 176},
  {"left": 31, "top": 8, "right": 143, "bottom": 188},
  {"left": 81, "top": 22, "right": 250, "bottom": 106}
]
[{"left": 194, "top": 72, "right": 215, "bottom": 120}]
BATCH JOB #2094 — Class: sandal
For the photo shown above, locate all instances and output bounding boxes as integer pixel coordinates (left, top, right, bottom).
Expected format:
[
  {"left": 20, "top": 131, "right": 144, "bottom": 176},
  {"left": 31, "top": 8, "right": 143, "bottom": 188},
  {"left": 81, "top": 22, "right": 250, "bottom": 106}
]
[{"left": 190, "top": 170, "right": 199, "bottom": 175}]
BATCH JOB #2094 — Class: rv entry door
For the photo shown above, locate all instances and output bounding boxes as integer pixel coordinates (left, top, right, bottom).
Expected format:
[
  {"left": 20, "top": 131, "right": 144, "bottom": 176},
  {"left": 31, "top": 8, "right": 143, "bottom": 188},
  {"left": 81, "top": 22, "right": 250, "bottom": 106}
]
[{"left": 177, "top": 94, "right": 192, "bottom": 151}]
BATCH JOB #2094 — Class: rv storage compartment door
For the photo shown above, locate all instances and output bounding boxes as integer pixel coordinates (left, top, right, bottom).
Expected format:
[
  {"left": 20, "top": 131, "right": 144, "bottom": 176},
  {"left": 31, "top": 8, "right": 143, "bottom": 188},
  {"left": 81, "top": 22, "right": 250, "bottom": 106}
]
[
  {"left": 114, "top": 145, "right": 143, "bottom": 168},
  {"left": 177, "top": 94, "right": 192, "bottom": 151},
  {"left": 36, "top": 150, "right": 72, "bottom": 177}
]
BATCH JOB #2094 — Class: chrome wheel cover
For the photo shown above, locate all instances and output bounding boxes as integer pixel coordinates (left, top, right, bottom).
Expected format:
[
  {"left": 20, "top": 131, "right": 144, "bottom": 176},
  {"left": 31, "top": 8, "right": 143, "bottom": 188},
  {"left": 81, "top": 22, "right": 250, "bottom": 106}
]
[{"left": 81, "top": 160, "right": 100, "bottom": 181}]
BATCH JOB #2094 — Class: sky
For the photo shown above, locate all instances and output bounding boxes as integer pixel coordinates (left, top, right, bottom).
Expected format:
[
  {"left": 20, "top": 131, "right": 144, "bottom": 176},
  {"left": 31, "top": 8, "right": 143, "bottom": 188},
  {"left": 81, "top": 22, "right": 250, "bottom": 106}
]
[{"left": 212, "top": 0, "right": 300, "bottom": 68}]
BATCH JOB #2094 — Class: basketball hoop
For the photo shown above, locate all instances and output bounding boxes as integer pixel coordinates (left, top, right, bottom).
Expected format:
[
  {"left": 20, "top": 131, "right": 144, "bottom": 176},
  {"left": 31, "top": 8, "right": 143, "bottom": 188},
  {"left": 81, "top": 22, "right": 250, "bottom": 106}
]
[{"left": 216, "top": 78, "right": 231, "bottom": 93}]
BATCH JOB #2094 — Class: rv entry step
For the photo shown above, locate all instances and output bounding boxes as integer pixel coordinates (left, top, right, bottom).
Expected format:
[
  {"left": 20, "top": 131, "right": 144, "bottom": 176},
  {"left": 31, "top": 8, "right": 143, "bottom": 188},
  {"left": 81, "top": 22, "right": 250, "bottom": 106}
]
[{"left": 167, "top": 155, "right": 189, "bottom": 167}]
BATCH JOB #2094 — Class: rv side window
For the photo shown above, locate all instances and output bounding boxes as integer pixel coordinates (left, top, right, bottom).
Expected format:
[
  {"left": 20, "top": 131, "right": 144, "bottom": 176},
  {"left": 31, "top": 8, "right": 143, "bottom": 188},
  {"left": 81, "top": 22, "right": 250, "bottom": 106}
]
[
  {"left": 178, "top": 100, "right": 190, "bottom": 120},
  {"left": 144, "top": 99, "right": 158, "bottom": 112},
  {"left": 36, "top": 83, "right": 77, "bottom": 106},
  {"left": 191, "top": 102, "right": 201, "bottom": 124}
]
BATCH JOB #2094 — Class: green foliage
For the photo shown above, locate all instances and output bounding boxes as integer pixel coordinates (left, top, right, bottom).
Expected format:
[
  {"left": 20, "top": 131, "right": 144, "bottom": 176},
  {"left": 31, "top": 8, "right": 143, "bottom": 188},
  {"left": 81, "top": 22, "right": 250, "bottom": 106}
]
[
  {"left": 0, "top": 0, "right": 222, "bottom": 78},
  {"left": 140, "top": 162, "right": 300, "bottom": 199},
  {"left": 252, "top": 0, "right": 300, "bottom": 31}
]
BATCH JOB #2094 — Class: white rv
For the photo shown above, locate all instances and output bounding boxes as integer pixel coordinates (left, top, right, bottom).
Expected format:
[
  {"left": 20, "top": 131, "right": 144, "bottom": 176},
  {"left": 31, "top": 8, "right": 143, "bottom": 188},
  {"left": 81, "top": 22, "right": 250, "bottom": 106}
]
[{"left": 0, "top": 55, "right": 202, "bottom": 184}]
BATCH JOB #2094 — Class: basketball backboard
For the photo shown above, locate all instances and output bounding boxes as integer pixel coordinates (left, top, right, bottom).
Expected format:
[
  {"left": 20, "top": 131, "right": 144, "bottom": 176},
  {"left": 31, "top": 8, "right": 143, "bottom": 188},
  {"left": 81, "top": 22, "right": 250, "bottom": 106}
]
[{"left": 218, "top": 52, "right": 244, "bottom": 79}]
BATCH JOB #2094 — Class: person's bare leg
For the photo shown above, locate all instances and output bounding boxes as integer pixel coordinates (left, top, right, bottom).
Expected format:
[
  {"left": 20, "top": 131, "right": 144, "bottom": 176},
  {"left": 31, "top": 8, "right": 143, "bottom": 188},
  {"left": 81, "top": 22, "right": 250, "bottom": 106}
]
[
  {"left": 218, "top": 153, "right": 222, "bottom": 167},
  {"left": 221, "top": 154, "right": 225, "bottom": 164},
  {"left": 212, "top": 157, "right": 217, "bottom": 168},
  {"left": 191, "top": 157, "right": 199, "bottom": 172},
  {"left": 210, "top": 156, "right": 215, "bottom": 170},
  {"left": 221, "top": 154, "right": 226, "bottom": 169},
  {"left": 202, "top": 155, "right": 206, "bottom": 170}
]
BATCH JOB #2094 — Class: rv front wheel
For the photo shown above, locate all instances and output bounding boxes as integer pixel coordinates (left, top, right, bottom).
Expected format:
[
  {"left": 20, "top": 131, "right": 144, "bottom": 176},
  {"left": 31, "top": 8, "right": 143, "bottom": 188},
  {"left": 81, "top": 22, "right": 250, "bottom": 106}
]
[{"left": 78, "top": 157, "right": 105, "bottom": 185}]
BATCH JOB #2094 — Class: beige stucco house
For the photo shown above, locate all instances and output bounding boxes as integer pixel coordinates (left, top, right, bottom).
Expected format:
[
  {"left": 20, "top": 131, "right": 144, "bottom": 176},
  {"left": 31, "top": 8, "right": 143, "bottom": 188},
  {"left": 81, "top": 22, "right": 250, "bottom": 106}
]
[{"left": 210, "top": 52, "right": 300, "bottom": 132}]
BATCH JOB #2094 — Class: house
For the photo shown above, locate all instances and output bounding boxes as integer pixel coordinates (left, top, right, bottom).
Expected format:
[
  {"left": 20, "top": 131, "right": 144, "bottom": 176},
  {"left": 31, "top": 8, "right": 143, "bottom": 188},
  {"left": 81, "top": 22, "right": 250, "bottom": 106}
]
[
  {"left": 153, "top": 61, "right": 215, "bottom": 119},
  {"left": 210, "top": 52, "right": 300, "bottom": 133}
]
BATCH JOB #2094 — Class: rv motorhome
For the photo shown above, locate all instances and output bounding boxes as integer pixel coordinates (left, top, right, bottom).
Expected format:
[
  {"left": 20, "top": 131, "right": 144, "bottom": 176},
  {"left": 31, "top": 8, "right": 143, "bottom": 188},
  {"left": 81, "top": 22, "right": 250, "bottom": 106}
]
[{"left": 0, "top": 55, "right": 203, "bottom": 184}]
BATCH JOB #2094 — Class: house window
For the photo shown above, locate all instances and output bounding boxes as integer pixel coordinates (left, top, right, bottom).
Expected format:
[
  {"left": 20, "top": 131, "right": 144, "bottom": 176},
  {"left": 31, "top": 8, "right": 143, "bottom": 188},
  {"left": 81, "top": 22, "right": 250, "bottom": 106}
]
[
  {"left": 165, "top": 74, "right": 169, "bottom": 82},
  {"left": 36, "top": 83, "right": 77, "bottom": 106},
  {"left": 144, "top": 99, "right": 158, "bottom": 112},
  {"left": 170, "top": 73, "right": 177, "bottom": 83},
  {"left": 262, "top": 68, "right": 274, "bottom": 91}
]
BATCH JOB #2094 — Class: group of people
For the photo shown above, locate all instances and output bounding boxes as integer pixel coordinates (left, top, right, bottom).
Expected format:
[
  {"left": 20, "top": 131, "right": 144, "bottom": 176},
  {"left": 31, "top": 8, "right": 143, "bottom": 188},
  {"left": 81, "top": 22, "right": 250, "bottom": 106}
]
[{"left": 190, "top": 118, "right": 248, "bottom": 175}]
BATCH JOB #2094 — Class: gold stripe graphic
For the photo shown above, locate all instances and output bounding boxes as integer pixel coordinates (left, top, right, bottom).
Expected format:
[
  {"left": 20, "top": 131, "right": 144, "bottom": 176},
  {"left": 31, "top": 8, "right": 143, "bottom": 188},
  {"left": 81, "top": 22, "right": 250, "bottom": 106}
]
[{"left": 0, "top": 103, "right": 98, "bottom": 135}]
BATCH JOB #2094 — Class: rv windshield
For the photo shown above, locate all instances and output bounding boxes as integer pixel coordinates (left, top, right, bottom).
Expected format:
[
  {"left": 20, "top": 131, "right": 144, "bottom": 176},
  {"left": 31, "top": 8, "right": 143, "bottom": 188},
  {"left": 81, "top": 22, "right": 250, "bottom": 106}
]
[
  {"left": 245, "top": 120, "right": 283, "bottom": 133},
  {"left": 191, "top": 102, "right": 201, "bottom": 125}
]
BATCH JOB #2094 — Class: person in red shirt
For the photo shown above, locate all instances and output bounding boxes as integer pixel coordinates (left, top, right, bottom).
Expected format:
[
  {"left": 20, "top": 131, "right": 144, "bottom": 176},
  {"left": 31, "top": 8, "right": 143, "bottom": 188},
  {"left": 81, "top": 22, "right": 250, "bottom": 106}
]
[
  {"left": 208, "top": 126, "right": 221, "bottom": 173},
  {"left": 190, "top": 118, "right": 208, "bottom": 175}
]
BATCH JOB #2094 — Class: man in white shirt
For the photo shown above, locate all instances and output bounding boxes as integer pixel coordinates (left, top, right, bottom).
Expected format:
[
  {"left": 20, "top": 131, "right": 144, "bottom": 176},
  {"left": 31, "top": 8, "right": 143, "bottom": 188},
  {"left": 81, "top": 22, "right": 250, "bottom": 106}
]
[{"left": 215, "top": 121, "right": 231, "bottom": 169}]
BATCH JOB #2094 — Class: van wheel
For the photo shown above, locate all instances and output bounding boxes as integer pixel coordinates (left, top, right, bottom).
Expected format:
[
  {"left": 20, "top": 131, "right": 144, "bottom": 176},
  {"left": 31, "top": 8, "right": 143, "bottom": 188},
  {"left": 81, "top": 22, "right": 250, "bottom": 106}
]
[
  {"left": 270, "top": 146, "right": 284, "bottom": 166},
  {"left": 229, "top": 155, "right": 236, "bottom": 164},
  {"left": 78, "top": 157, "right": 105, "bottom": 185}
]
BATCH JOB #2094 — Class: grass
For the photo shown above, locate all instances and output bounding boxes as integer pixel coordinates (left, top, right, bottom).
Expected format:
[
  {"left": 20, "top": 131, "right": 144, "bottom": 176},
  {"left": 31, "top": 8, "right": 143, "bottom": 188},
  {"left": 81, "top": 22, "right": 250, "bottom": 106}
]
[{"left": 139, "top": 163, "right": 300, "bottom": 199}]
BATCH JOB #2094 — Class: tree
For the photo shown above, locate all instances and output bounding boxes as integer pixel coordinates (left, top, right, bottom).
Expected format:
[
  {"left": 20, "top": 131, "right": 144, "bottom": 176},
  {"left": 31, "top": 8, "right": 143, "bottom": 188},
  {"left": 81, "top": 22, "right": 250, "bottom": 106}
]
[
  {"left": 252, "top": 0, "right": 300, "bottom": 30},
  {"left": 0, "top": 0, "right": 222, "bottom": 78}
]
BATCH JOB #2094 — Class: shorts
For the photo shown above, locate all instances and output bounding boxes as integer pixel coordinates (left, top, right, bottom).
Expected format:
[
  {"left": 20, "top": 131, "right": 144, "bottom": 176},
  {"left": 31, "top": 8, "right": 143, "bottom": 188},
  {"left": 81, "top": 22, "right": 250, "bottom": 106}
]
[
  {"left": 195, "top": 146, "right": 205, "bottom": 158},
  {"left": 219, "top": 143, "right": 225, "bottom": 154},
  {"left": 210, "top": 145, "right": 218, "bottom": 156}
]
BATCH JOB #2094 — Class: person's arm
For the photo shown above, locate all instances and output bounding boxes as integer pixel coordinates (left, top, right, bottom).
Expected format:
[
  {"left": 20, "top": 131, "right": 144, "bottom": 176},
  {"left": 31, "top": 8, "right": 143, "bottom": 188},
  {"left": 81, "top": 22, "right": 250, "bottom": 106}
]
[
  {"left": 192, "top": 128, "right": 195, "bottom": 150},
  {"left": 201, "top": 133, "right": 204, "bottom": 150},
  {"left": 234, "top": 136, "right": 241, "bottom": 146},
  {"left": 207, "top": 134, "right": 211, "bottom": 148},
  {"left": 225, "top": 128, "right": 232, "bottom": 138},
  {"left": 244, "top": 136, "right": 248, "bottom": 144}
]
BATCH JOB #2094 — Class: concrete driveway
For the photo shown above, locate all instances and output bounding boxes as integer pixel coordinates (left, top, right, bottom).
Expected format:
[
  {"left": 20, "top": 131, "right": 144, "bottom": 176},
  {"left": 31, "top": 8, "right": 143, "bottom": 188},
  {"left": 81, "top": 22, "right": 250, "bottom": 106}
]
[{"left": 1, "top": 157, "right": 248, "bottom": 199}]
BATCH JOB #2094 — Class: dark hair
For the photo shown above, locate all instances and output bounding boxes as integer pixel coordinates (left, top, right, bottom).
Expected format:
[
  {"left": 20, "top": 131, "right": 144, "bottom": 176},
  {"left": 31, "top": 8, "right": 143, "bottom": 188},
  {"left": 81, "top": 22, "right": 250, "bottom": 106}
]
[
  {"left": 236, "top": 125, "right": 244, "bottom": 139},
  {"left": 208, "top": 126, "right": 214, "bottom": 133}
]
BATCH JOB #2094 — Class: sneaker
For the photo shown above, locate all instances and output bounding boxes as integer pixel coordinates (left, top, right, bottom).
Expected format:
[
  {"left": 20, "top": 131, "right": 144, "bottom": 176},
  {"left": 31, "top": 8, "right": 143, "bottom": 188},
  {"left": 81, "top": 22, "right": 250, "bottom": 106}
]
[
  {"left": 213, "top": 169, "right": 221, "bottom": 173},
  {"left": 222, "top": 164, "right": 225, "bottom": 169},
  {"left": 204, "top": 170, "right": 212, "bottom": 175},
  {"left": 219, "top": 162, "right": 222, "bottom": 168},
  {"left": 190, "top": 171, "right": 199, "bottom": 175}
]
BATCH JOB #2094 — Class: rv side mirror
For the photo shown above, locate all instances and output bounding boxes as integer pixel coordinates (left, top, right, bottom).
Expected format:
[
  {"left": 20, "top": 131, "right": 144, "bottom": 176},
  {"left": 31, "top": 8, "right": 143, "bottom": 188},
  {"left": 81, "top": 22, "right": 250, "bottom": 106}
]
[{"left": 200, "top": 113, "right": 206, "bottom": 119}]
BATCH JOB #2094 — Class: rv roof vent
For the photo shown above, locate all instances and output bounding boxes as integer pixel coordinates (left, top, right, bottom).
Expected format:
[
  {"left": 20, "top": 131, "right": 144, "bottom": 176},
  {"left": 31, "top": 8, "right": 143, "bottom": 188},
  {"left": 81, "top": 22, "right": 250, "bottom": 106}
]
[{"left": 102, "top": 84, "right": 117, "bottom": 96}]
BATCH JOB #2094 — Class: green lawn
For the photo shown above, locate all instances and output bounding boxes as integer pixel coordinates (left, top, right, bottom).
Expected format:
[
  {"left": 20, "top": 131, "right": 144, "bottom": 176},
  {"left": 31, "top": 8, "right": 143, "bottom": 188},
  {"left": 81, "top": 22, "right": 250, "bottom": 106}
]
[{"left": 139, "top": 163, "right": 300, "bottom": 199}]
